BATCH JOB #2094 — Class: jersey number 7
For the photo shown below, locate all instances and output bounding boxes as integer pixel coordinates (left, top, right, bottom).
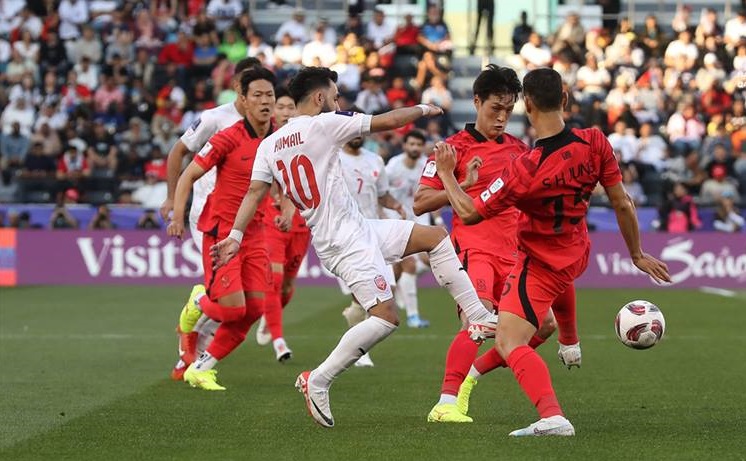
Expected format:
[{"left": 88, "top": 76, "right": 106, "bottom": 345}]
[{"left": 276, "top": 155, "right": 321, "bottom": 209}]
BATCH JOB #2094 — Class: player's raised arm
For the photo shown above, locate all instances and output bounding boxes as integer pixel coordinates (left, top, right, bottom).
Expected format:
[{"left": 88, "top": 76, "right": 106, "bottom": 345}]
[
  {"left": 605, "top": 182, "right": 671, "bottom": 283},
  {"left": 161, "top": 140, "right": 192, "bottom": 220},
  {"left": 167, "top": 161, "right": 207, "bottom": 239},
  {"left": 433, "top": 142, "right": 484, "bottom": 224},
  {"left": 413, "top": 156, "right": 482, "bottom": 215},
  {"left": 370, "top": 104, "right": 444, "bottom": 133}
]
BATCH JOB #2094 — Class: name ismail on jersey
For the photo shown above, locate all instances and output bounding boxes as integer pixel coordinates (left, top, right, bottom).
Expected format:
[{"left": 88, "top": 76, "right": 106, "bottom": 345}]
[{"left": 274, "top": 132, "right": 303, "bottom": 152}]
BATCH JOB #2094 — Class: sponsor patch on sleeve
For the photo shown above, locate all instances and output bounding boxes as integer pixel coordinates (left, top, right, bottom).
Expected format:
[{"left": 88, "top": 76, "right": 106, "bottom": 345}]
[
  {"left": 190, "top": 117, "right": 202, "bottom": 130},
  {"left": 480, "top": 190, "right": 491, "bottom": 202},
  {"left": 335, "top": 110, "right": 355, "bottom": 117},
  {"left": 488, "top": 178, "right": 504, "bottom": 193},
  {"left": 197, "top": 142, "right": 213, "bottom": 158},
  {"left": 422, "top": 160, "right": 437, "bottom": 178}
]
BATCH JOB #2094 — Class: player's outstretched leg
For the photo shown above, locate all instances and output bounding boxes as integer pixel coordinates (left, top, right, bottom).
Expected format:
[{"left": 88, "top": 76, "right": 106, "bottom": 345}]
[
  {"left": 341, "top": 299, "right": 374, "bottom": 367},
  {"left": 428, "top": 326, "right": 478, "bottom": 423},
  {"left": 553, "top": 285, "right": 581, "bottom": 368},
  {"left": 402, "top": 225, "right": 496, "bottom": 338},
  {"left": 264, "top": 270, "right": 292, "bottom": 362},
  {"left": 297, "top": 300, "right": 399, "bottom": 428}
]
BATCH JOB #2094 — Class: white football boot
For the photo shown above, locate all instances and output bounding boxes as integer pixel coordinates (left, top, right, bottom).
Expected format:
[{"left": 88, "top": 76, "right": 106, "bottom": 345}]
[
  {"left": 558, "top": 342, "right": 582, "bottom": 369},
  {"left": 509, "top": 415, "right": 575, "bottom": 437}
]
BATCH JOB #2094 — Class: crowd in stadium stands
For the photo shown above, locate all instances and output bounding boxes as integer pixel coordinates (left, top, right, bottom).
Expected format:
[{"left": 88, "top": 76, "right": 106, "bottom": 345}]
[{"left": 0, "top": 1, "right": 743, "bottom": 233}]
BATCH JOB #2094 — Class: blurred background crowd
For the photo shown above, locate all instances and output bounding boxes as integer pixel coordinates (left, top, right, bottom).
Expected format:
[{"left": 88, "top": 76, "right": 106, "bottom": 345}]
[{"left": 0, "top": 0, "right": 744, "bottom": 233}]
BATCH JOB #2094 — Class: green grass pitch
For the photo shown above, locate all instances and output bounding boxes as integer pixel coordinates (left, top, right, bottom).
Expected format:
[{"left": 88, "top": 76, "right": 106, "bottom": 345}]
[{"left": 1, "top": 286, "right": 745, "bottom": 460}]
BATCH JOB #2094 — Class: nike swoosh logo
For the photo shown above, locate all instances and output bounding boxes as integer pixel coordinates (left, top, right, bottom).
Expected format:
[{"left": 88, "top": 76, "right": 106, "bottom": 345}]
[{"left": 309, "top": 396, "right": 334, "bottom": 426}]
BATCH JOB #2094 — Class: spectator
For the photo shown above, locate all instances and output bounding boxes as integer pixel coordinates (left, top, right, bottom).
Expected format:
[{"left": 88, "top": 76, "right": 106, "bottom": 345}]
[
  {"left": 58, "top": 0, "right": 89, "bottom": 41},
  {"left": 0, "top": 36, "right": 10, "bottom": 73},
  {"left": 605, "top": 75, "right": 636, "bottom": 126},
  {"left": 86, "top": 120, "right": 118, "bottom": 176},
  {"left": 386, "top": 76, "right": 415, "bottom": 108},
  {"left": 0, "top": 121, "right": 29, "bottom": 183},
  {"left": 31, "top": 122, "right": 62, "bottom": 157},
  {"left": 68, "top": 26, "right": 103, "bottom": 64},
  {"left": 575, "top": 53, "right": 611, "bottom": 103},
  {"left": 5, "top": 49, "right": 37, "bottom": 85},
  {"left": 469, "top": 0, "right": 495, "bottom": 55},
  {"left": 512, "top": 11, "right": 533, "bottom": 55},
  {"left": 60, "top": 69, "right": 93, "bottom": 112},
  {"left": 695, "top": 8, "right": 722, "bottom": 47},
  {"left": 93, "top": 74, "right": 125, "bottom": 116},
  {"left": 234, "top": 12, "right": 257, "bottom": 42},
  {"left": 273, "top": 33, "right": 302, "bottom": 69},
  {"left": 49, "top": 202, "right": 78, "bottom": 229},
  {"left": 331, "top": 49, "right": 360, "bottom": 98},
  {"left": 8, "top": 74, "right": 40, "bottom": 107},
  {"left": 366, "top": 8, "right": 396, "bottom": 49},
  {"left": 302, "top": 27, "right": 337, "bottom": 67},
  {"left": 632, "top": 74, "right": 664, "bottom": 124},
  {"left": 315, "top": 17, "right": 337, "bottom": 46},
  {"left": 20, "top": 140, "right": 56, "bottom": 178},
  {"left": 275, "top": 9, "right": 309, "bottom": 44},
  {"left": 132, "top": 168, "right": 167, "bottom": 209},
  {"left": 659, "top": 182, "right": 701, "bottom": 233},
  {"left": 519, "top": 32, "right": 552, "bottom": 70},
  {"left": 700, "top": 79, "right": 732, "bottom": 121},
  {"left": 89, "top": 204, "right": 115, "bottom": 229},
  {"left": 137, "top": 209, "right": 161, "bottom": 229},
  {"left": 639, "top": 14, "right": 665, "bottom": 58},
  {"left": 354, "top": 76, "right": 388, "bottom": 114},
  {"left": 550, "top": 12, "right": 585, "bottom": 62},
  {"left": 159, "top": 31, "right": 195, "bottom": 68},
  {"left": 671, "top": 5, "right": 693, "bottom": 34},
  {"left": 553, "top": 52, "right": 579, "bottom": 87},
  {"left": 74, "top": 56, "right": 99, "bottom": 91},
  {"left": 695, "top": 54, "right": 726, "bottom": 95},
  {"left": 56, "top": 143, "right": 90, "bottom": 180},
  {"left": 419, "top": 6, "right": 452, "bottom": 56},
  {"left": 34, "top": 103, "right": 67, "bottom": 132},
  {"left": 1, "top": 98, "right": 35, "bottom": 136},
  {"left": 217, "top": 28, "right": 246, "bottom": 63},
  {"left": 150, "top": 0, "right": 178, "bottom": 33},
  {"left": 704, "top": 143, "right": 737, "bottom": 179},
  {"left": 667, "top": 103, "right": 705, "bottom": 157},
  {"left": 15, "top": 6, "right": 43, "bottom": 39},
  {"left": 664, "top": 30, "right": 698, "bottom": 71},
  {"left": 337, "top": 32, "right": 365, "bottom": 65},
  {"left": 105, "top": 29, "right": 135, "bottom": 66},
  {"left": 636, "top": 122, "right": 668, "bottom": 172},
  {"left": 338, "top": 13, "right": 364, "bottom": 40},
  {"left": 133, "top": 9, "right": 163, "bottom": 52},
  {"left": 713, "top": 197, "right": 745, "bottom": 232},
  {"left": 206, "top": 0, "right": 244, "bottom": 33},
  {"left": 394, "top": 14, "right": 420, "bottom": 56},
  {"left": 724, "top": 10, "right": 746, "bottom": 52},
  {"left": 622, "top": 165, "right": 647, "bottom": 205},
  {"left": 608, "top": 119, "right": 637, "bottom": 164},
  {"left": 13, "top": 29, "right": 39, "bottom": 65},
  {"left": 701, "top": 165, "right": 741, "bottom": 205},
  {"left": 246, "top": 32, "right": 273, "bottom": 67},
  {"left": 131, "top": 48, "right": 155, "bottom": 90}
]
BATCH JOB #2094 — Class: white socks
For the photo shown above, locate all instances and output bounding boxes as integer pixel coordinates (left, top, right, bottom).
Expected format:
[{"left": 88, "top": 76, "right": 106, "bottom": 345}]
[
  {"left": 428, "top": 237, "right": 491, "bottom": 323},
  {"left": 310, "top": 316, "right": 397, "bottom": 389},
  {"left": 438, "top": 394, "right": 457, "bottom": 405},
  {"left": 193, "top": 352, "right": 218, "bottom": 371},
  {"left": 467, "top": 365, "right": 482, "bottom": 380},
  {"left": 398, "top": 272, "right": 419, "bottom": 317},
  {"left": 195, "top": 316, "right": 219, "bottom": 356}
]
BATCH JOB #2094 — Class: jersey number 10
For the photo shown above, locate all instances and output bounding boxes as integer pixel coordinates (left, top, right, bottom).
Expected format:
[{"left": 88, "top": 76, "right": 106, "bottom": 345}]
[{"left": 277, "top": 155, "right": 321, "bottom": 209}]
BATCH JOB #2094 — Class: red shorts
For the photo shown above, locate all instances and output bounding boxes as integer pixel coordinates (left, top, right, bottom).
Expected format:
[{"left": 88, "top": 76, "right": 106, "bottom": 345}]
[
  {"left": 458, "top": 249, "right": 515, "bottom": 306},
  {"left": 202, "top": 229, "right": 273, "bottom": 300},
  {"left": 266, "top": 226, "right": 311, "bottom": 280},
  {"left": 499, "top": 250, "right": 589, "bottom": 329}
]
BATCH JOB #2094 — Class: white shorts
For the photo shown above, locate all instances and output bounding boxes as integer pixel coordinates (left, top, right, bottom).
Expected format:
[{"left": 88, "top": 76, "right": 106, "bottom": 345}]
[
  {"left": 319, "top": 219, "right": 415, "bottom": 310},
  {"left": 189, "top": 195, "right": 207, "bottom": 254},
  {"left": 336, "top": 264, "right": 395, "bottom": 295},
  {"left": 382, "top": 208, "right": 431, "bottom": 226}
]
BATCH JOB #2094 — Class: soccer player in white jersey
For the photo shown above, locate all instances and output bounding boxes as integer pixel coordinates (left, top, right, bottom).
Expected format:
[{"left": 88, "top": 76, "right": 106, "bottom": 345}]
[
  {"left": 384, "top": 129, "right": 431, "bottom": 328},
  {"left": 211, "top": 67, "right": 497, "bottom": 428},
  {"left": 160, "top": 57, "right": 260, "bottom": 381},
  {"left": 337, "top": 130, "right": 405, "bottom": 368}
]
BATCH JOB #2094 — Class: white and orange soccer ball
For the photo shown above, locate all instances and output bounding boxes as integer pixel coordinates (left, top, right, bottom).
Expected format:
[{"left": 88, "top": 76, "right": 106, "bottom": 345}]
[{"left": 615, "top": 300, "right": 666, "bottom": 349}]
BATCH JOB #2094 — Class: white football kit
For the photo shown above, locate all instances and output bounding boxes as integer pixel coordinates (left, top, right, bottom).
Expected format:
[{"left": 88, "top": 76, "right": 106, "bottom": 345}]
[
  {"left": 180, "top": 101, "right": 242, "bottom": 250},
  {"left": 252, "top": 112, "right": 415, "bottom": 309},
  {"left": 384, "top": 153, "right": 430, "bottom": 225},
  {"left": 337, "top": 147, "right": 395, "bottom": 295}
]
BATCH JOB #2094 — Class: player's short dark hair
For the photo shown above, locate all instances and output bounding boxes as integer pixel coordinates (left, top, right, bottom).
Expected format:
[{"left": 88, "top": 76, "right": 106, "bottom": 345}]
[
  {"left": 235, "top": 57, "right": 262, "bottom": 75},
  {"left": 523, "top": 68, "right": 564, "bottom": 111},
  {"left": 288, "top": 67, "right": 338, "bottom": 104},
  {"left": 472, "top": 65, "right": 522, "bottom": 102},
  {"left": 240, "top": 67, "right": 277, "bottom": 95},
  {"left": 403, "top": 130, "right": 426, "bottom": 143},
  {"left": 274, "top": 85, "right": 292, "bottom": 101}
]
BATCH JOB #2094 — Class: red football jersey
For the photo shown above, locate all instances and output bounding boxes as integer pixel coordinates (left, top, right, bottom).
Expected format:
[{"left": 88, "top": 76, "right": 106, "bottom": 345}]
[
  {"left": 473, "top": 126, "right": 622, "bottom": 270},
  {"left": 419, "top": 124, "right": 526, "bottom": 259},
  {"left": 194, "top": 118, "right": 274, "bottom": 238}
]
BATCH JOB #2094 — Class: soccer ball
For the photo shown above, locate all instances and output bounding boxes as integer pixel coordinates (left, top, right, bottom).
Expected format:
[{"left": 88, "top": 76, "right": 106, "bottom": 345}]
[{"left": 614, "top": 300, "right": 665, "bottom": 349}]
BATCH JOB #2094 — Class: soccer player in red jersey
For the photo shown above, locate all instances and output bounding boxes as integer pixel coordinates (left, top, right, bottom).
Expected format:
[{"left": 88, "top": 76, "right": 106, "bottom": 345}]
[
  {"left": 414, "top": 65, "right": 577, "bottom": 422},
  {"left": 434, "top": 68, "right": 671, "bottom": 436},
  {"left": 167, "top": 67, "right": 278, "bottom": 390},
  {"left": 255, "top": 87, "right": 312, "bottom": 362}
]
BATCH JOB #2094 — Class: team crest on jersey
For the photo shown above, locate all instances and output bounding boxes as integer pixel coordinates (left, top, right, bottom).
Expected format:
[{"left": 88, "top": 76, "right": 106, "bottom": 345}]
[
  {"left": 198, "top": 142, "right": 213, "bottom": 158},
  {"left": 488, "top": 178, "right": 504, "bottom": 193},
  {"left": 422, "top": 160, "right": 437, "bottom": 178},
  {"left": 374, "top": 275, "right": 387, "bottom": 291}
]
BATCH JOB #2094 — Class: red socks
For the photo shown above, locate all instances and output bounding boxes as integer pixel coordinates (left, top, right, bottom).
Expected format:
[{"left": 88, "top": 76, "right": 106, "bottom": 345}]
[
  {"left": 265, "top": 272, "right": 284, "bottom": 339},
  {"left": 440, "top": 330, "right": 479, "bottom": 396},
  {"left": 474, "top": 334, "right": 547, "bottom": 374},
  {"left": 207, "top": 298, "right": 264, "bottom": 360},
  {"left": 553, "top": 286, "right": 579, "bottom": 345},
  {"left": 199, "top": 296, "right": 245, "bottom": 323},
  {"left": 281, "top": 284, "right": 295, "bottom": 307},
  {"left": 506, "top": 345, "right": 563, "bottom": 418}
]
